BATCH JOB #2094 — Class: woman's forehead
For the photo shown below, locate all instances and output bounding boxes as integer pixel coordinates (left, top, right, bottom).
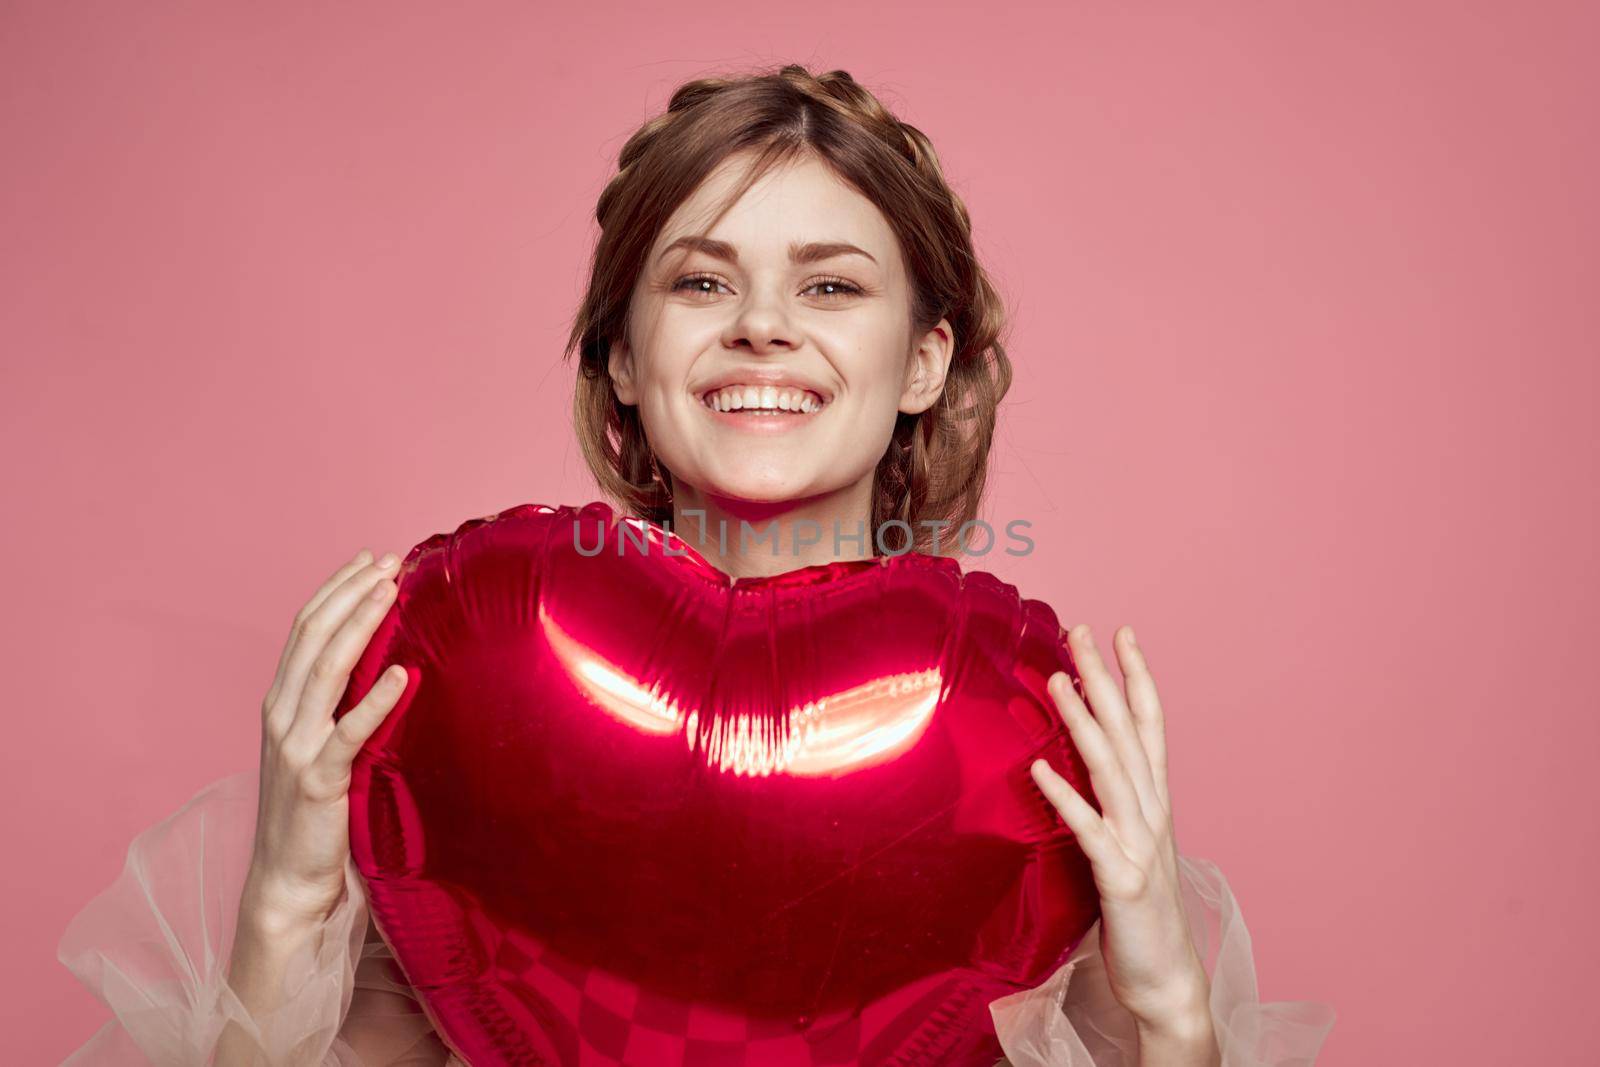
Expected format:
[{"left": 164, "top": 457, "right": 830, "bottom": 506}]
[{"left": 653, "top": 155, "right": 895, "bottom": 265}]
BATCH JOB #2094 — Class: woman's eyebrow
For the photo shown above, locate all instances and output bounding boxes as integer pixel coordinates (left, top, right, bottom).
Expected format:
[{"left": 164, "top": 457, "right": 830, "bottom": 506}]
[{"left": 656, "top": 236, "right": 878, "bottom": 266}]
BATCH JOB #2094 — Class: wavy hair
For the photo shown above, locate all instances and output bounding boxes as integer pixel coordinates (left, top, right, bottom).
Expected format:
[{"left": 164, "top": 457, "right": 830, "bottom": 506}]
[{"left": 564, "top": 63, "right": 1012, "bottom": 555}]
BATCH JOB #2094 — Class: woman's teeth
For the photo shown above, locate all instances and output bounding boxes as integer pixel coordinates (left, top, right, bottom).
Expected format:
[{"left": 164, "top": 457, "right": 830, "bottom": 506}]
[{"left": 703, "top": 385, "right": 826, "bottom": 413}]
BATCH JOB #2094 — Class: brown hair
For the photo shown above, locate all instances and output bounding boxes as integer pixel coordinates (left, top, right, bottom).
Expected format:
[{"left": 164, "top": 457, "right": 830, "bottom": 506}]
[{"left": 563, "top": 63, "right": 1013, "bottom": 556}]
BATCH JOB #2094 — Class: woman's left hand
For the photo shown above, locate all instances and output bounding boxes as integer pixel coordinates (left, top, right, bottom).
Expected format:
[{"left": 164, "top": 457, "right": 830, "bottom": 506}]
[{"left": 1029, "top": 624, "right": 1218, "bottom": 1051}]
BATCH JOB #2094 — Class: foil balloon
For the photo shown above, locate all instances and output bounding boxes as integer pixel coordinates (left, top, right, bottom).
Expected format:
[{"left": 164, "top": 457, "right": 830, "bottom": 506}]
[{"left": 333, "top": 501, "right": 1102, "bottom": 1066}]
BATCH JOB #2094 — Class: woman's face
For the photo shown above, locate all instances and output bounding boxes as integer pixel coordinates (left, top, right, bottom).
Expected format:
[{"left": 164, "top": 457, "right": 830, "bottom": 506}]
[{"left": 610, "top": 151, "right": 952, "bottom": 515}]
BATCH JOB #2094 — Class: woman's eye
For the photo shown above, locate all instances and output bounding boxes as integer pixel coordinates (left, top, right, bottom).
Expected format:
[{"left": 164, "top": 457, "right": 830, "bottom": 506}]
[
  {"left": 671, "top": 274, "right": 731, "bottom": 297},
  {"left": 803, "top": 277, "right": 863, "bottom": 300}
]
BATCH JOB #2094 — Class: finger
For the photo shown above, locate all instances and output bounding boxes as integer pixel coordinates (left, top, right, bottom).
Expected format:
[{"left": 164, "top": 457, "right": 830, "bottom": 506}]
[
  {"left": 285, "top": 573, "right": 399, "bottom": 750},
  {"left": 1047, "top": 669, "right": 1149, "bottom": 844},
  {"left": 271, "top": 555, "right": 398, "bottom": 736},
  {"left": 1029, "top": 758, "right": 1128, "bottom": 873},
  {"left": 1114, "top": 626, "right": 1171, "bottom": 814},
  {"left": 1068, "top": 626, "right": 1163, "bottom": 828},
  {"left": 319, "top": 663, "right": 409, "bottom": 773},
  {"left": 264, "top": 548, "right": 372, "bottom": 712}
]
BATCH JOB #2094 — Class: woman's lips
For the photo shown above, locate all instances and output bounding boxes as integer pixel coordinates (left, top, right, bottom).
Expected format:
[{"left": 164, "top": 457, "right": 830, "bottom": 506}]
[
  {"left": 700, "top": 384, "right": 829, "bottom": 412},
  {"left": 697, "top": 391, "right": 829, "bottom": 434}
]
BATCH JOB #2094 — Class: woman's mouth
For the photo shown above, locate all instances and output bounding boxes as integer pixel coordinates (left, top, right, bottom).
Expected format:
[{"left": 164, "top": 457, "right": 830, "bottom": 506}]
[{"left": 698, "top": 384, "right": 831, "bottom": 433}]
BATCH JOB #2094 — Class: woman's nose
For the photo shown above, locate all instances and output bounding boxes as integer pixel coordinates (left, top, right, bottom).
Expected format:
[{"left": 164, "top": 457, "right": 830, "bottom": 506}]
[{"left": 724, "top": 294, "right": 799, "bottom": 353}]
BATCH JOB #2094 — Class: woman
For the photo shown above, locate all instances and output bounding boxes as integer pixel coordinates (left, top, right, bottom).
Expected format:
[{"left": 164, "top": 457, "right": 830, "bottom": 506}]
[{"left": 58, "top": 65, "right": 1335, "bottom": 1066}]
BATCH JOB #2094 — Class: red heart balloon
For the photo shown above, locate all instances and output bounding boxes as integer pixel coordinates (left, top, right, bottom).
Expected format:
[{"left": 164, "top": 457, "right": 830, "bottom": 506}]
[{"left": 334, "top": 501, "right": 1101, "bottom": 1066}]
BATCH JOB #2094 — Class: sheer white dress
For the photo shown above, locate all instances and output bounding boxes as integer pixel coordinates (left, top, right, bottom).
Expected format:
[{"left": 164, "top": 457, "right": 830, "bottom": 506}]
[{"left": 58, "top": 768, "right": 1335, "bottom": 1066}]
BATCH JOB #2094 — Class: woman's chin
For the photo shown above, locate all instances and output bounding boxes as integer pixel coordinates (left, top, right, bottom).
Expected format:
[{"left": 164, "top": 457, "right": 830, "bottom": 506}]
[
  {"left": 690, "top": 476, "right": 828, "bottom": 509},
  {"left": 707, "top": 486, "right": 808, "bottom": 507}
]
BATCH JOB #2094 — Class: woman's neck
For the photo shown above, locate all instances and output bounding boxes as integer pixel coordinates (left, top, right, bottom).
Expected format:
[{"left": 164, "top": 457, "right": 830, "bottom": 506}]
[{"left": 667, "top": 477, "right": 877, "bottom": 581}]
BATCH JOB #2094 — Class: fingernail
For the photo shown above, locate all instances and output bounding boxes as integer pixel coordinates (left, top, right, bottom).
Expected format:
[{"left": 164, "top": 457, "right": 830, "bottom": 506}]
[
  {"left": 1126, "top": 626, "right": 1137, "bottom": 647},
  {"left": 369, "top": 580, "right": 394, "bottom": 601},
  {"left": 375, "top": 552, "right": 398, "bottom": 569},
  {"left": 355, "top": 547, "right": 372, "bottom": 564}
]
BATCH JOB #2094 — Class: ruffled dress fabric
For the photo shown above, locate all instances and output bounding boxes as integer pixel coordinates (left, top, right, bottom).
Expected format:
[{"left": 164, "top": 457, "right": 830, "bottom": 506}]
[{"left": 58, "top": 769, "right": 1334, "bottom": 1066}]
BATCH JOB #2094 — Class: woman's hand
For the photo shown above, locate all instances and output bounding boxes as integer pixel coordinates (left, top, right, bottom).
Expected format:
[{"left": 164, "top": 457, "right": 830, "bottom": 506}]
[
  {"left": 242, "top": 547, "right": 410, "bottom": 928},
  {"left": 215, "top": 548, "right": 414, "bottom": 1063},
  {"left": 1029, "top": 625, "right": 1220, "bottom": 1063}
]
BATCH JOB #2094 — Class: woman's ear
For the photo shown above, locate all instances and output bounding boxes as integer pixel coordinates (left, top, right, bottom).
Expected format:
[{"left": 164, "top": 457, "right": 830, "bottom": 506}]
[
  {"left": 608, "top": 337, "right": 640, "bottom": 406},
  {"left": 900, "top": 319, "right": 955, "bottom": 415}
]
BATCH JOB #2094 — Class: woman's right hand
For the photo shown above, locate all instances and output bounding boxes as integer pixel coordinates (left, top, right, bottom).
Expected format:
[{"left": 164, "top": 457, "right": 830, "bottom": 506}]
[{"left": 241, "top": 546, "right": 410, "bottom": 929}]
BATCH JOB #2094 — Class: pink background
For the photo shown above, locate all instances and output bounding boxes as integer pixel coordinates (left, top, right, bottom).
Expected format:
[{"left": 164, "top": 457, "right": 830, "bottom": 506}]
[{"left": 5, "top": 2, "right": 1595, "bottom": 1063}]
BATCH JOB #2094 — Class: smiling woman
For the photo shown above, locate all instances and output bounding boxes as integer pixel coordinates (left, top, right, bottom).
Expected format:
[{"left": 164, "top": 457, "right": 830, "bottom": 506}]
[
  {"left": 605, "top": 153, "right": 943, "bottom": 488},
  {"left": 564, "top": 68, "right": 1015, "bottom": 571},
  {"left": 57, "top": 63, "right": 1334, "bottom": 1067}
]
